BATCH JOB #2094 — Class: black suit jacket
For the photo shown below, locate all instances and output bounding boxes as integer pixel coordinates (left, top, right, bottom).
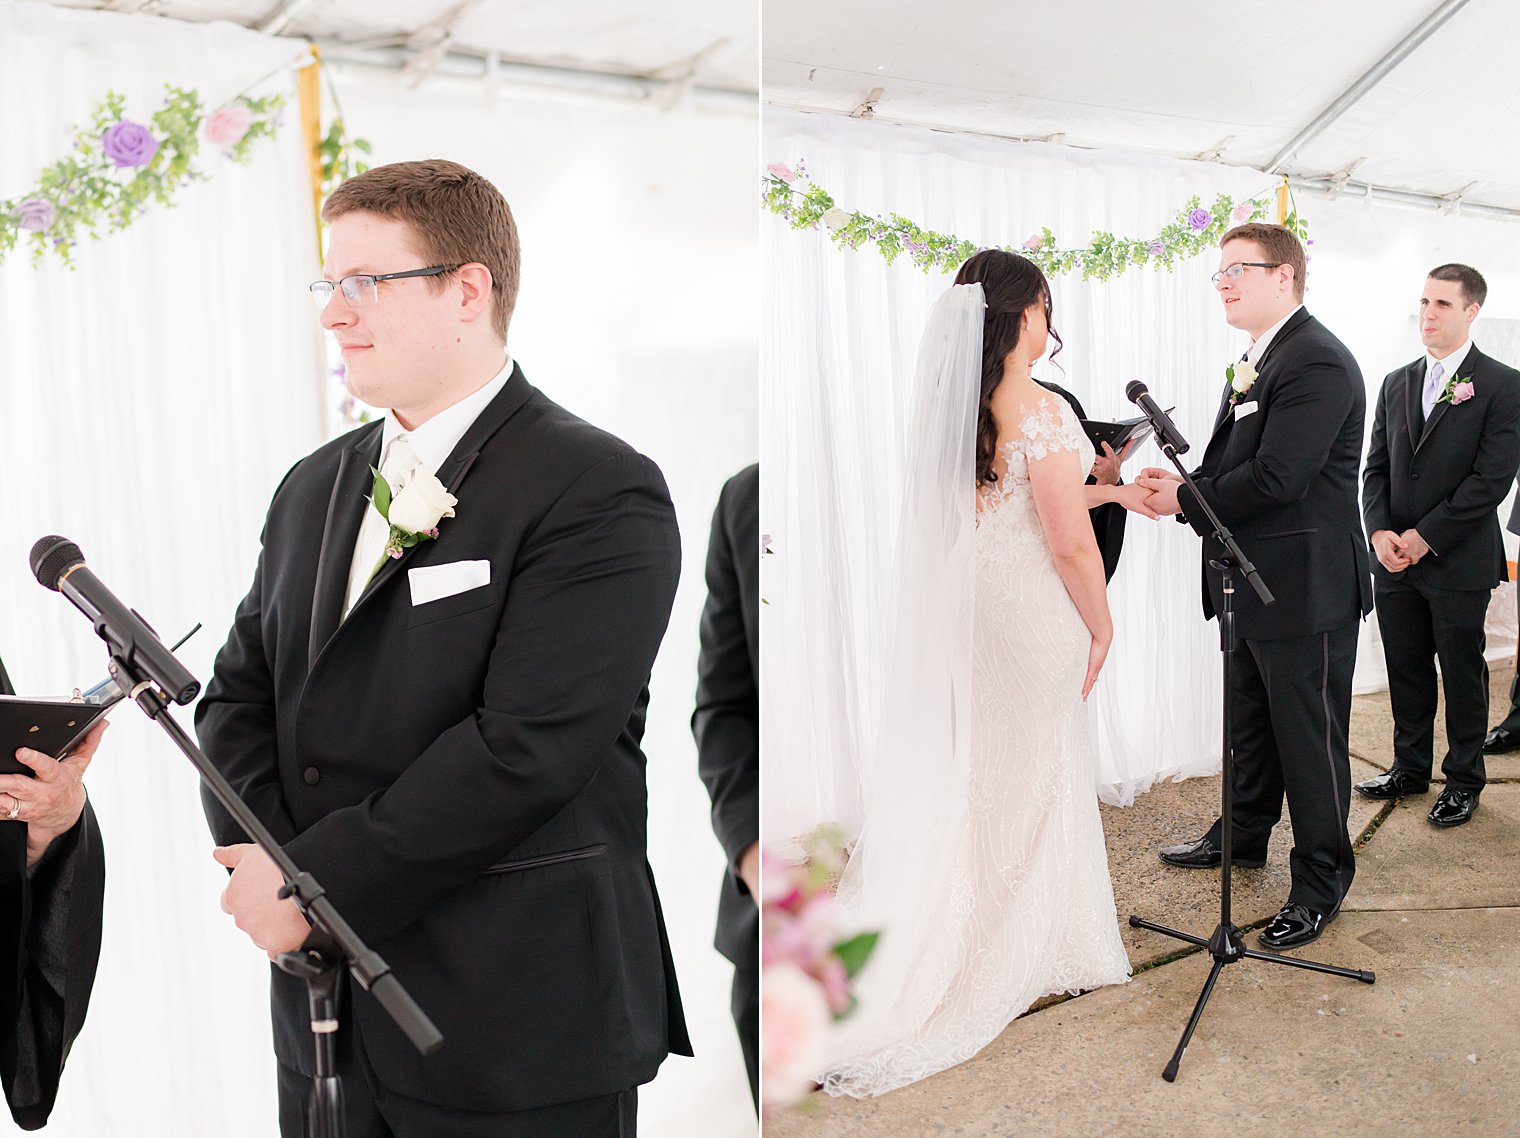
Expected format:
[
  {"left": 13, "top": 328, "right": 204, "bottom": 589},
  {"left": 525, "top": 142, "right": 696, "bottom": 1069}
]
[
  {"left": 693, "top": 464, "right": 759, "bottom": 966},
  {"left": 1, "top": 656, "right": 105, "bottom": 1131},
  {"left": 1364, "top": 345, "right": 1520, "bottom": 589},
  {"left": 1179, "top": 309, "right": 1373, "bottom": 640},
  {"left": 1038, "top": 381, "right": 1127, "bottom": 581},
  {"left": 195, "top": 364, "right": 691, "bottom": 1112}
]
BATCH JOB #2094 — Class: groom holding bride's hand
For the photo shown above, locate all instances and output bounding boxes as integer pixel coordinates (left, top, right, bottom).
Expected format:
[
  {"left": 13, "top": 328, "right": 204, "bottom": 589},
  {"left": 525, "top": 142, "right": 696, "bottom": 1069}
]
[{"left": 1137, "top": 222, "right": 1372, "bottom": 951}]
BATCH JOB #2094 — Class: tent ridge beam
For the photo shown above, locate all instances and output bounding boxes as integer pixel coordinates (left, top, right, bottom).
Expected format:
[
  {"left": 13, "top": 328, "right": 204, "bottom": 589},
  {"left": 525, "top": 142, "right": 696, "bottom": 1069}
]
[{"left": 1266, "top": 0, "right": 1476, "bottom": 175}]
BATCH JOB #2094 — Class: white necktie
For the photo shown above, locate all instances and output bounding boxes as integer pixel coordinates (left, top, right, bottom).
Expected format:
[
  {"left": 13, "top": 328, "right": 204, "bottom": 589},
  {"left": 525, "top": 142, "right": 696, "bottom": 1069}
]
[
  {"left": 343, "top": 434, "right": 422, "bottom": 618},
  {"left": 1423, "top": 360, "right": 1446, "bottom": 419}
]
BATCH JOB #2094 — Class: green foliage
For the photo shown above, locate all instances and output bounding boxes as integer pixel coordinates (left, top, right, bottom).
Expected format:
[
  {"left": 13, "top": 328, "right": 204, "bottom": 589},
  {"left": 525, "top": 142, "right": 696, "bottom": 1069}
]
[
  {"left": 318, "top": 117, "right": 372, "bottom": 202},
  {"left": 834, "top": 931, "right": 879, "bottom": 978},
  {"left": 762, "top": 162, "right": 1313, "bottom": 281},
  {"left": 1, "top": 85, "right": 286, "bottom": 267},
  {"left": 369, "top": 466, "right": 393, "bottom": 520}
]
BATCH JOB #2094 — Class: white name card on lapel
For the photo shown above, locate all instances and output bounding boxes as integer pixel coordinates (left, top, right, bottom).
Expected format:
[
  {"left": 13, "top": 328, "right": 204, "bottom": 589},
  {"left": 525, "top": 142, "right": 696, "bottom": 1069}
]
[
  {"left": 408, "top": 560, "right": 491, "bottom": 606},
  {"left": 1233, "top": 400, "right": 1259, "bottom": 420}
]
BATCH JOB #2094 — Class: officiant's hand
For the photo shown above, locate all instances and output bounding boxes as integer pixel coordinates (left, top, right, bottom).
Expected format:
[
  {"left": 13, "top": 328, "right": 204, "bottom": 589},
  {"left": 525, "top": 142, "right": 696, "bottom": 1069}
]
[
  {"left": 1136, "top": 475, "right": 1184, "bottom": 517},
  {"left": 214, "top": 843, "right": 312, "bottom": 959},
  {"left": 1111, "top": 482, "right": 1161, "bottom": 519},
  {"left": 1371, "top": 529, "right": 1412, "bottom": 573},
  {"left": 1397, "top": 528, "right": 1432, "bottom": 565},
  {"left": 0, "top": 720, "right": 107, "bottom": 867},
  {"left": 1090, "top": 440, "right": 1134, "bottom": 485}
]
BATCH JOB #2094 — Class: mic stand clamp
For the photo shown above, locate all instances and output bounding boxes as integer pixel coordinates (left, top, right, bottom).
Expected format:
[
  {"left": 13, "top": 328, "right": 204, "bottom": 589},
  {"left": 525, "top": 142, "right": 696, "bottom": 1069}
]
[
  {"left": 1128, "top": 437, "right": 1374, "bottom": 1082},
  {"left": 106, "top": 652, "right": 444, "bottom": 1138}
]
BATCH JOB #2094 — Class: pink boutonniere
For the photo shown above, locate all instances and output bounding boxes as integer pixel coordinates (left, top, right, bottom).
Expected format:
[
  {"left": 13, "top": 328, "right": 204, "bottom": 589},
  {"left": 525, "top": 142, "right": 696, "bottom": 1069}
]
[{"left": 1436, "top": 374, "right": 1475, "bottom": 406}]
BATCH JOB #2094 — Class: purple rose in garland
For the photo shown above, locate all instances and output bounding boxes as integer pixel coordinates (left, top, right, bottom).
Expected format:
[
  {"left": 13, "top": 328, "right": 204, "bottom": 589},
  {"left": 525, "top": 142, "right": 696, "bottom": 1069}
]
[
  {"left": 15, "top": 198, "right": 57, "bottom": 231},
  {"left": 1187, "top": 208, "right": 1212, "bottom": 231},
  {"left": 1147, "top": 240, "right": 1165, "bottom": 256},
  {"left": 102, "top": 120, "right": 159, "bottom": 167}
]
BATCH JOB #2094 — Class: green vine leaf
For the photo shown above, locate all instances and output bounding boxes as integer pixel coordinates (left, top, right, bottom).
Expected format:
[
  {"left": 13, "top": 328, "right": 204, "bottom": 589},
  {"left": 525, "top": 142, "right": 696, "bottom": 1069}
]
[{"left": 760, "top": 161, "right": 1310, "bottom": 280}]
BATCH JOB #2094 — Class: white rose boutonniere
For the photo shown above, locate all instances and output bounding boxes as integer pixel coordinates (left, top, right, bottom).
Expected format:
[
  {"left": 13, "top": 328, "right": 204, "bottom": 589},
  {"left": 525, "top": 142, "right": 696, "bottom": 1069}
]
[
  {"left": 368, "top": 466, "right": 457, "bottom": 577},
  {"left": 1227, "top": 359, "right": 1258, "bottom": 405}
]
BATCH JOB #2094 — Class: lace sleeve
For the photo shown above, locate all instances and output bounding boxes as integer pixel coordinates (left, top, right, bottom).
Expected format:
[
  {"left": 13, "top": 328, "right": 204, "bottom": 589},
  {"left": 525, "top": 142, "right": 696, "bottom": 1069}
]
[{"left": 1008, "top": 397, "right": 1080, "bottom": 461}]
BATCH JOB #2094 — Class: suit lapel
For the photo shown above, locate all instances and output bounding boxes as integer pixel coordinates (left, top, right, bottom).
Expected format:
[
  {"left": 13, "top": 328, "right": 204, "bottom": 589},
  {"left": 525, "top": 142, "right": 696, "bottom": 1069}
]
[
  {"left": 1401, "top": 360, "right": 1424, "bottom": 450},
  {"left": 308, "top": 426, "right": 383, "bottom": 668},
  {"left": 1208, "top": 309, "right": 1313, "bottom": 443},
  {"left": 339, "top": 363, "right": 537, "bottom": 625},
  {"left": 1415, "top": 347, "right": 1479, "bottom": 453}
]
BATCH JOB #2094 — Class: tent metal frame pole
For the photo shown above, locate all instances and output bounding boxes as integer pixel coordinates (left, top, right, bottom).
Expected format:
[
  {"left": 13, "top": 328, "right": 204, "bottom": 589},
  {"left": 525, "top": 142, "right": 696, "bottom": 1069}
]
[
  {"left": 1265, "top": 0, "right": 1477, "bottom": 174},
  {"left": 1289, "top": 176, "right": 1520, "bottom": 222}
]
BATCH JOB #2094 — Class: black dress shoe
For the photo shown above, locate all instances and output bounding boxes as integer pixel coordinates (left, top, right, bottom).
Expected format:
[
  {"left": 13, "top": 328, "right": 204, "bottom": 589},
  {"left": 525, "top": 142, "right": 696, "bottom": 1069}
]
[
  {"left": 1258, "top": 902, "right": 1337, "bottom": 949},
  {"left": 1353, "top": 768, "right": 1430, "bottom": 800},
  {"left": 1482, "top": 726, "right": 1520, "bottom": 754},
  {"left": 1428, "top": 787, "right": 1479, "bottom": 827},
  {"left": 1158, "top": 837, "right": 1267, "bottom": 869}
]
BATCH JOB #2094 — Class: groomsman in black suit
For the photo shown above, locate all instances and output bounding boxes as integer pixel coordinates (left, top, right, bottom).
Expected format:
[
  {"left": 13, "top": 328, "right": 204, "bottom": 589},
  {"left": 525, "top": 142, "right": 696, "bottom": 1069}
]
[
  {"left": 0, "top": 653, "right": 107, "bottom": 1130},
  {"left": 693, "top": 463, "right": 759, "bottom": 1108},
  {"left": 197, "top": 160, "right": 689, "bottom": 1136},
  {"left": 1482, "top": 493, "right": 1520, "bottom": 754},
  {"left": 1139, "top": 223, "right": 1372, "bottom": 950},
  {"left": 1356, "top": 265, "right": 1520, "bottom": 826}
]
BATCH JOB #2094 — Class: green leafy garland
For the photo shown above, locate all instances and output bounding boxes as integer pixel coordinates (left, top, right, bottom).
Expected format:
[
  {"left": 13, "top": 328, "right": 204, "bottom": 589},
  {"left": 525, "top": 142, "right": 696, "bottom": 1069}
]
[
  {"left": 1, "top": 85, "right": 286, "bottom": 267},
  {"left": 763, "top": 160, "right": 1312, "bottom": 280}
]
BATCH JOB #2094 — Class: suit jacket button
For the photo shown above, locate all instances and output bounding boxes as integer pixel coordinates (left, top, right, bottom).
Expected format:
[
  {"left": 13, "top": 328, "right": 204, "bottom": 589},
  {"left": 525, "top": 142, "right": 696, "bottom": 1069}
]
[
  {"left": 1411, "top": 472, "right": 1420, "bottom": 479},
  {"left": 303, "top": 766, "right": 320, "bottom": 785}
]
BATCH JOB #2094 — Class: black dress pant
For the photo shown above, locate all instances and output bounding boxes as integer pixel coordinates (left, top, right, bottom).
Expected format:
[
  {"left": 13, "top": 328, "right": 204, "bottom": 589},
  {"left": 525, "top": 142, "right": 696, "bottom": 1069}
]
[
  {"left": 732, "top": 958, "right": 759, "bottom": 1108},
  {"left": 1376, "top": 574, "right": 1490, "bottom": 794},
  {"left": 276, "top": 1017, "right": 636, "bottom": 1138},
  {"left": 1205, "top": 622, "right": 1359, "bottom": 914}
]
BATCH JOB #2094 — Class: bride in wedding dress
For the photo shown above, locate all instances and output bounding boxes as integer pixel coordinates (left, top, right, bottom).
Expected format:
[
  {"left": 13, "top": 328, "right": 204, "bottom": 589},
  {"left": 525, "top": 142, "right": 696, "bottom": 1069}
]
[{"left": 819, "top": 251, "right": 1153, "bottom": 1098}]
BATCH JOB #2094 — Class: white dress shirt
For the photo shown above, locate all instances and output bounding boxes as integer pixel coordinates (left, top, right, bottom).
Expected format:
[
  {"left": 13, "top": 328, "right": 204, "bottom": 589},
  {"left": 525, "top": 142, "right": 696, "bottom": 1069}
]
[
  {"left": 1244, "top": 303, "right": 1305, "bottom": 369},
  {"left": 342, "top": 357, "right": 513, "bottom": 617},
  {"left": 1421, "top": 338, "right": 1473, "bottom": 420}
]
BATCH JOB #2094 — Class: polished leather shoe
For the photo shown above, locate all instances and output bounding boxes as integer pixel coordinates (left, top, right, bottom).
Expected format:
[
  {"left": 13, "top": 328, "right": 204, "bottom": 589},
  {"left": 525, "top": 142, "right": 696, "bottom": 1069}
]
[
  {"left": 1428, "top": 787, "right": 1479, "bottom": 827},
  {"left": 1258, "top": 902, "right": 1337, "bottom": 949},
  {"left": 1353, "top": 768, "right": 1430, "bottom": 799},
  {"left": 1158, "top": 837, "right": 1267, "bottom": 869},
  {"left": 1482, "top": 726, "right": 1520, "bottom": 754}
]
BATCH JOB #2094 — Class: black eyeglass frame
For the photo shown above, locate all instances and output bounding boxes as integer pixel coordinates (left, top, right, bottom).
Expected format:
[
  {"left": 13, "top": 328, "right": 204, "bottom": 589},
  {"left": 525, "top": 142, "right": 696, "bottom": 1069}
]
[
  {"left": 1210, "top": 261, "right": 1285, "bottom": 285},
  {"left": 308, "top": 264, "right": 463, "bottom": 307}
]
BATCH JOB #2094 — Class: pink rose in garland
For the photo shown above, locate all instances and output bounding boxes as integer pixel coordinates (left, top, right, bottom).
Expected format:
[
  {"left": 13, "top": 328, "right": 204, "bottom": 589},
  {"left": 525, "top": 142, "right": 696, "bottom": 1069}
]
[
  {"left": 1232, "top": 202, "right": 1255, "bottom": 222},
  {"left": 14, "top": 199, "right": 57, "bottom": 232},
  {"left": 101, "top": 119, "right": 159, "bottom": 167},
  {"left": 767, "top": 162, "right": 797, "bottom": 183},
  {"left": 204, "top": 105, "right": 254, "bottom": 148}
]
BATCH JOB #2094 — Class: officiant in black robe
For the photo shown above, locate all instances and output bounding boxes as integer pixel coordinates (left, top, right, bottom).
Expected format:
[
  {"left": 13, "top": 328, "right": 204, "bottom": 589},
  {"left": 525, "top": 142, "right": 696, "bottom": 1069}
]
[
  {"left": 0, "top": 653, "right": 107, "bottom": 1131},
  {"left": 1039, "top": 381, "right": 1130, "bottom": 580}
]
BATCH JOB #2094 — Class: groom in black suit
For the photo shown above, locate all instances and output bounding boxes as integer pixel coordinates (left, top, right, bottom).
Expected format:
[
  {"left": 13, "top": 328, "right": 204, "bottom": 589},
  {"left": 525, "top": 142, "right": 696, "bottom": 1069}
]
[
  {"left": 1356, "top": 264, "right": 1520, "bottom": 825},
  {"left": 1140, "top": 223, "right": 1372, "bottom": 950},
  {"left": 197, "top": 160, "right": 689, "bottom": 1136}
]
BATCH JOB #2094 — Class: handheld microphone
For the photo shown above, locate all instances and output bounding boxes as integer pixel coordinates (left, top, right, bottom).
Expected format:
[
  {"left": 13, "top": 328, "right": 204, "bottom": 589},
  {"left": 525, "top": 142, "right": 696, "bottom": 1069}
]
[
  {"left": 29, "top": 536, "right": 200, "bottom": 706},
  {"left": 1125, "top": 380, "right": 1191, "bottom": 456}
]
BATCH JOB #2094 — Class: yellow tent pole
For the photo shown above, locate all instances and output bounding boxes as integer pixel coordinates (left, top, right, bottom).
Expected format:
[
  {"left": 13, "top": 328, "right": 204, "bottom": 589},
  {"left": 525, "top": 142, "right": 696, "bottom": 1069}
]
[
  {"left": 298, "top": 45, "right": 324, "bottom": 263},
  {"left": 1276, "top": 176, "right": 1290, "bottom": 225}
]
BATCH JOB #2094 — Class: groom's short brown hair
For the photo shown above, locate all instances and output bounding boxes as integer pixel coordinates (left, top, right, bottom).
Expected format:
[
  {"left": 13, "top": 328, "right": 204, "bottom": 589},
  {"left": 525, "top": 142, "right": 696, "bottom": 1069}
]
[
  {"left": 1220, "top": 222, "right": 1306, "bottom": 302},
  {"left": 323, "top": 159, "right": 521, "bottom": 342}
]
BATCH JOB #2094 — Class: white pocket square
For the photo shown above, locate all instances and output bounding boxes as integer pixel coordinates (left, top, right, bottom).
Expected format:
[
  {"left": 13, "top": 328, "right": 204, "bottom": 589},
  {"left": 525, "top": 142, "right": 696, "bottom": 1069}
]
[
  {"left": 408, "top": 560, "right": 490, "bottom": 606},
  {"left": 1233, "top": 400, "right": 1259, "bottom": 420}
]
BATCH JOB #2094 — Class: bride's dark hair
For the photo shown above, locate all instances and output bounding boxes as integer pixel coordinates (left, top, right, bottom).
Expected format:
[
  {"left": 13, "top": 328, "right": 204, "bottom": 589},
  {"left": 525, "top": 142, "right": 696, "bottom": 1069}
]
[{"left": 953, "top": 250, "right": 1063, "bottom": 488}]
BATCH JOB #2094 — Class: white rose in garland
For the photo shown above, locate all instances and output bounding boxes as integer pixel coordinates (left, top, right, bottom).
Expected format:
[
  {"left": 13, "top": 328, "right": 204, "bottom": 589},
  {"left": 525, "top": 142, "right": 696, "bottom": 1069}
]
[{"left": 368, "top": 466, "right": 457, "bottom": 578}]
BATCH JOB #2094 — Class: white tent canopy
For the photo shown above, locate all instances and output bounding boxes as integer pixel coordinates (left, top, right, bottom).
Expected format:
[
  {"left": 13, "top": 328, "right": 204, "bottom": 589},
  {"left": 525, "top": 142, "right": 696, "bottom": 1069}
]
[{"left": 765, "top": 0, "right": 1520, "bottom": 218}]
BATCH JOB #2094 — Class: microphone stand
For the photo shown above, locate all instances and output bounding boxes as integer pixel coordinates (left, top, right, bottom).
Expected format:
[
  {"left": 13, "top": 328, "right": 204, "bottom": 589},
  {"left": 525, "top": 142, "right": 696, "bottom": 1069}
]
[
  {"left": 105, "top": 649, "right": 443, "bottom": 1138},
  {"left": 1128, "top": 411, "right": 1374, "bottom": 1082}
]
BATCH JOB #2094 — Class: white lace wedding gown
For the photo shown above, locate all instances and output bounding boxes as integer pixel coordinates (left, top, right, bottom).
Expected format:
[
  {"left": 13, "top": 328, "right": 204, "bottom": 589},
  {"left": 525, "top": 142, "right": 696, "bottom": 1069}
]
[{"left": 822, "top": 396, "right": 1131, "bottom": 1098}]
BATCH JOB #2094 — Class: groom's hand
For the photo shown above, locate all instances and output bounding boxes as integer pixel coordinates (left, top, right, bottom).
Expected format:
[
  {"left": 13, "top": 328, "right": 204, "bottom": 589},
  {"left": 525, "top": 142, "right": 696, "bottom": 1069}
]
[
  {"left": 1136, "top": 475, "right": 1183, "bottom": 516},
  {"left": 214, "top": 843, "right": 311, "bottom": 959},
  {"left": 1371, "top": 529, "right": 1412, "bottom": 572}
]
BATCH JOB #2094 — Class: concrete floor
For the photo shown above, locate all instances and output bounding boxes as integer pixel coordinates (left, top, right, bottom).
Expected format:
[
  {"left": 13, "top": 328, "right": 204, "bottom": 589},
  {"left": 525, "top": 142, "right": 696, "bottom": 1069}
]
[{"left": 765, "top": 670, "right": 1520, "bottom": 1137}]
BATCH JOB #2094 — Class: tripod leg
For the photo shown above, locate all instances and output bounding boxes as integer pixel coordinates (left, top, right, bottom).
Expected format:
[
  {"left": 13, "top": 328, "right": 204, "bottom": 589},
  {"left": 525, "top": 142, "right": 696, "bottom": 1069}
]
[
  {"left": 1128, "top": 915, "right": 1208, "bottom": 949},
  {"left": 1242, "top": 947, "right": 1375, "bottom": 983},
  {"left": 1163, "top": 959, "right": 1225, "bottom": 1082}
]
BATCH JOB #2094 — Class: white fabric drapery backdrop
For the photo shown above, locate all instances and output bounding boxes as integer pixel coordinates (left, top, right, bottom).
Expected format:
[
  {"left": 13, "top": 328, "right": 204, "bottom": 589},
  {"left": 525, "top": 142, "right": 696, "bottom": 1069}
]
[
  {"left": 761, "top": 109, "right": 1264, "bottom": 843},
  {"left": 2, "top": 7, "right": 758, "bottom": 1137},
  {"left": 0, "top": 6, "right": 321, "bottom": 1138}
]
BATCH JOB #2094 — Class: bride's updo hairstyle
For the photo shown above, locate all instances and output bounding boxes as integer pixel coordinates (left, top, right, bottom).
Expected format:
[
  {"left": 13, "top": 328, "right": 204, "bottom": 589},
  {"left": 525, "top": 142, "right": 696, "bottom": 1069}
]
[{"left": 954, "top": 249, "right": 1063, "bottom": 488}]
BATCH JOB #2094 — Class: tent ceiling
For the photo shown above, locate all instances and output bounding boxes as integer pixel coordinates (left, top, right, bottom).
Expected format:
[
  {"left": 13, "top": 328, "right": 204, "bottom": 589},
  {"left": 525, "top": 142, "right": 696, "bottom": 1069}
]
[
  {"left": 764, "top": 0, "right": 1520, "bottom": 214},
  {"left": 41, "top": 0, "right": 757, "bottom": 94}
]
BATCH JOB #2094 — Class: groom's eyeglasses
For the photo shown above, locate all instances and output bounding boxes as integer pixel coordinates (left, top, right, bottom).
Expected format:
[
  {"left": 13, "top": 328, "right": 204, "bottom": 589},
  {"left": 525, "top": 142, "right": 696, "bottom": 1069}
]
[
  {"left": 1210, "top": 261, "right": 1283, "bottom": 285},
  {"left": 308, "top": 264, "right": 461, "bottom": 310}
]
